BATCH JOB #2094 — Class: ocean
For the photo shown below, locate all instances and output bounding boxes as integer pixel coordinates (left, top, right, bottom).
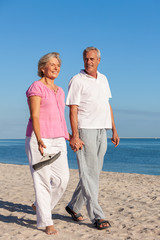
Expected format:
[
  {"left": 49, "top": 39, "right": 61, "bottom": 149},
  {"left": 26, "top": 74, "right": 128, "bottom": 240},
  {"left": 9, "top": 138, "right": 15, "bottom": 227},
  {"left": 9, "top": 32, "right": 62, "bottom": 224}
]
[{"left": 0, "top": 138, "right": 160, "bottom": 176}]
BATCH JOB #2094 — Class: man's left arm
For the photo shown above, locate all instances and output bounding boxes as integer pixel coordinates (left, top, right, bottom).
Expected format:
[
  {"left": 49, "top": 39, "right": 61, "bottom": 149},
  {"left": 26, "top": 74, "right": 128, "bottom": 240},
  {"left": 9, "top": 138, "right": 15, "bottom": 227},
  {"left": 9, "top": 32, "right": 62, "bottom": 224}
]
[{"left": 110, "top": 104, "right": 120, "bottom": 147}]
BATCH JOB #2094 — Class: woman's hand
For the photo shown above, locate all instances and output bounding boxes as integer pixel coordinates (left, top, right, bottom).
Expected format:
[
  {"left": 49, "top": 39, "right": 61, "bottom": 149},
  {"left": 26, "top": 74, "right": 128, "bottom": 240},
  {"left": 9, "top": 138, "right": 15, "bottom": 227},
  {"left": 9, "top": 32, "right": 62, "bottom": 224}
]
[
  {"left": 38, "top": 139, "right": 46, "bottom": 155},
  {"left": 29, "top": 96, "right": 45, "bottom": 154}
]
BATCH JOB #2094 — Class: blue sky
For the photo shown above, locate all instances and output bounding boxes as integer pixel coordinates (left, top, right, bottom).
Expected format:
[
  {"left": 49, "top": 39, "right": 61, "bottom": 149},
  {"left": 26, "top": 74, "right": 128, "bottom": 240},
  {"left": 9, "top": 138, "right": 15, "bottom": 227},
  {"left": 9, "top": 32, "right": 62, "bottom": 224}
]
[{"left": 0, "top": 0, "right": 160, "bottom": 138}]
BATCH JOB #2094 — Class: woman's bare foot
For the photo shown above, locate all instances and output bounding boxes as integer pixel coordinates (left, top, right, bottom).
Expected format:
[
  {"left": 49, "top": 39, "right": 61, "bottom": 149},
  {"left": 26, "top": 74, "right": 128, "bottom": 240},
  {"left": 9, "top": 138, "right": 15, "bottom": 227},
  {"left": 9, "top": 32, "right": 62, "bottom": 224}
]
[
  {"left": 32, "top": 204, "right": 36, "bottom": 211},
  {"left": 45, "top": 225, "right": 58, "bottom": 235}
]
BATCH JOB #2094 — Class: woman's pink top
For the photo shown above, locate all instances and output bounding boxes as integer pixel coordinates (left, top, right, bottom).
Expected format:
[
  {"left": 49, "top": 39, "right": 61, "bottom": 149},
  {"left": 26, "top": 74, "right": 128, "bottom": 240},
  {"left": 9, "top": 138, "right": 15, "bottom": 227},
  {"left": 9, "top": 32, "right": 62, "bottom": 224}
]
[{"left": 26, "top": 81, "right": 69, "bottom": 140}]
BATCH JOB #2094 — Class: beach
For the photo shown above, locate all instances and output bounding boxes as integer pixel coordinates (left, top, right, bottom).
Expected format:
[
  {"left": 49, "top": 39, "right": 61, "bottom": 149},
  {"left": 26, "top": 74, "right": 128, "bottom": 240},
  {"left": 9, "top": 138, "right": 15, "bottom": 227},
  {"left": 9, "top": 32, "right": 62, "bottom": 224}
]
[{"left": 0, "top": 163, "right": 160, "bottom": 240}]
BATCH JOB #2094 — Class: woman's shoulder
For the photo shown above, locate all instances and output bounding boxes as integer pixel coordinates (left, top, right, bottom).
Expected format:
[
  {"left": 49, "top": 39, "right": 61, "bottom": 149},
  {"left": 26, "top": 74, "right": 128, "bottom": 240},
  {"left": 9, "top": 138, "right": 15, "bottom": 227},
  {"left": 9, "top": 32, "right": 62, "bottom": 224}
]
[
  {"left": 26, "top": 80, "right": 44, "bottom": 98},
  {"left": 27, "top": 80, "right": 43, "bottom": 89},
  {"left": 57, "top": 85, "right": 63, "bottom": 91},
  {"left": 57, "top": 86, "right": 65, "bottom": 94}
]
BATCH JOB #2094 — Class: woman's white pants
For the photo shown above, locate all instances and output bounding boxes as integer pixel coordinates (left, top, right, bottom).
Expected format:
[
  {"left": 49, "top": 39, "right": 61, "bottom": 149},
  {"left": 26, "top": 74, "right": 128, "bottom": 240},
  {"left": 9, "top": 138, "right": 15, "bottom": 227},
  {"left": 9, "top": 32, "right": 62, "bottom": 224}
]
[{"left": 25, "top": 134, "right": 69, "bottom": 228}]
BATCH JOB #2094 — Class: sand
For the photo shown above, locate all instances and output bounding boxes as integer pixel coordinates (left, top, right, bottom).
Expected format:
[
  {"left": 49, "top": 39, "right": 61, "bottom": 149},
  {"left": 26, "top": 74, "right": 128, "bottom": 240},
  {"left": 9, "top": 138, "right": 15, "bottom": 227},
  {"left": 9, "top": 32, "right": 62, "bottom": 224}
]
[{"left": 0, "top": 163, "right": 160, "bottom": 240}]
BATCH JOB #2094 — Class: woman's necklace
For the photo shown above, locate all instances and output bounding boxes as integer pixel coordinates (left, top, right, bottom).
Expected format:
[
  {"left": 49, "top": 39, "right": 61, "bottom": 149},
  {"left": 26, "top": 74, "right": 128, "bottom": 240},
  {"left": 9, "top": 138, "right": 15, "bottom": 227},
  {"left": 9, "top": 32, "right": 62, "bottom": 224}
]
[{"left": 44, "top": 77, "right": 58, "bottom": 92}]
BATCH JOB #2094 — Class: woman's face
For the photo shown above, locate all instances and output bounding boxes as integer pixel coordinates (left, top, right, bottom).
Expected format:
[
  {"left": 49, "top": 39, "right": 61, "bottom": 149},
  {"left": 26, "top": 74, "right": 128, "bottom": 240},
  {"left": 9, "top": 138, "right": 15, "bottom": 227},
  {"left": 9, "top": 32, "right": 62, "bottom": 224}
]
[{"left": 42, "top": 57, "right": 61, "bottom": 79}]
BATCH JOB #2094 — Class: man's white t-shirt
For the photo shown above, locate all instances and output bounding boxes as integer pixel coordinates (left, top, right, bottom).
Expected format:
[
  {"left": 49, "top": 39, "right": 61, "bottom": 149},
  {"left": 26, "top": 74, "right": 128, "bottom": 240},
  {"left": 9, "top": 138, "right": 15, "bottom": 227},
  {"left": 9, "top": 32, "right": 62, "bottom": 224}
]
[{"left": 66, "top": 70, "right": 112, "bottom": 129}]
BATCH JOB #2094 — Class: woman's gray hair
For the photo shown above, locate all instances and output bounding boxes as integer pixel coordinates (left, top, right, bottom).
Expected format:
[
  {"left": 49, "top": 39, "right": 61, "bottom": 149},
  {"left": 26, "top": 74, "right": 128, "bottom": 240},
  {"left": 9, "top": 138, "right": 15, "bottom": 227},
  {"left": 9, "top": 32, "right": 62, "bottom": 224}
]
[
  {"left": 83, "top": 47, "right": 101, "bottom": 60},
  {"left": 38, "top": 52, "right": 61, "bottom": 77}
]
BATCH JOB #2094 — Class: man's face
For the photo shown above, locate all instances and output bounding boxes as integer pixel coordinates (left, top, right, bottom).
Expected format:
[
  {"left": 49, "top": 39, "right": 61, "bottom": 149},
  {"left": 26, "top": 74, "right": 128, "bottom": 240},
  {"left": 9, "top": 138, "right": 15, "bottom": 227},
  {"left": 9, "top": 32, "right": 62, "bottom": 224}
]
[{"left": 84, "top": 50, "right": 100, "bottom": 77}]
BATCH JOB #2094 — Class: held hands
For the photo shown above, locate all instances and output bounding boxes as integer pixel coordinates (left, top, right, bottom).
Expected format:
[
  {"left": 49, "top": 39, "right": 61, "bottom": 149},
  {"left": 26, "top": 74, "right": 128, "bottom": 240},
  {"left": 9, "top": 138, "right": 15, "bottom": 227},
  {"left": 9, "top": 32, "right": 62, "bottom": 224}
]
[
  {"left": 69, "top": 136, "right": 84, "bottom": 152},
  {"left": 111, "top": 130, "right": 120, "bottom": 147},
  {"left": 38, "top": 139, "right": 46, "bottom": 155}
]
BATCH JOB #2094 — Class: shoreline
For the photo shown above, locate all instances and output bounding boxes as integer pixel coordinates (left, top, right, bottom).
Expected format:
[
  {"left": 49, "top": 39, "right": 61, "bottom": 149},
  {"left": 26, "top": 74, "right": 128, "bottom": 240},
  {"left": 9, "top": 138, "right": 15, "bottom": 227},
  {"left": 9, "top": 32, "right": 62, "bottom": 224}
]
[
  {"left": 0, "top": 163, "right": 160, "bottom": 239},
  {"left": 0, "top": 137, "right": 160, "bottom": 140},
  {"left": 0, "top": 162, "right": 159, "bottom": 177}
]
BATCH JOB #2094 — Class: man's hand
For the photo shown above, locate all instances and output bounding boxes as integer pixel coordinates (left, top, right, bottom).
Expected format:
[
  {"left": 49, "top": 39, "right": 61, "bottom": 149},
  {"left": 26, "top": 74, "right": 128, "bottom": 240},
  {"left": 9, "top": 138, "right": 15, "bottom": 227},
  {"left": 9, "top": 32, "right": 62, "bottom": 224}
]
[
  {"left": 111, "top": 130, "right": 120, "bottom": 147},
  {"left": 69, "top": 136, "right": 84, "bottom": 152}
]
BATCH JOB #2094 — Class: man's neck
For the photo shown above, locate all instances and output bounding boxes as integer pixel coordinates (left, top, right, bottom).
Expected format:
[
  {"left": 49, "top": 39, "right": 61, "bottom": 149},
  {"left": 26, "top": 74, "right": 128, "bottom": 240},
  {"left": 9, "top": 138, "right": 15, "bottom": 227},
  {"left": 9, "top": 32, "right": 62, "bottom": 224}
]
[{"left": 84, "top": 70, "right": 97, "bottom": 79}]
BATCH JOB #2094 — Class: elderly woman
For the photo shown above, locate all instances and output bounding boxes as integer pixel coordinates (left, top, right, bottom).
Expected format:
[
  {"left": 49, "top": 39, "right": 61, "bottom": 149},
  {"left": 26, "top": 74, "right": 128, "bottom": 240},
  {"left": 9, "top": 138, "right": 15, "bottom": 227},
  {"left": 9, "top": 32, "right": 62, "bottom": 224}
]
[{"left": 25, "top": 52, "right": 69, "bottom": 235}]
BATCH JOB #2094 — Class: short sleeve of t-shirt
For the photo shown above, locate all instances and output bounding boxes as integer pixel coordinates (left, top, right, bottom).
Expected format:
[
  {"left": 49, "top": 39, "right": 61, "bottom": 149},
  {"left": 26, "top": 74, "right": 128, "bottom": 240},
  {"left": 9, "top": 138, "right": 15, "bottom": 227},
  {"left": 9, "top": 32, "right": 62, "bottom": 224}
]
[
  {"left": 105, "top": 76, "right": 112, "bottom": 99},
  {"left": 26, "top": 81, "right": 43, "bottom": 98},
  {"left": 66, "top": 77, "right": 82, "bottom": 106}
]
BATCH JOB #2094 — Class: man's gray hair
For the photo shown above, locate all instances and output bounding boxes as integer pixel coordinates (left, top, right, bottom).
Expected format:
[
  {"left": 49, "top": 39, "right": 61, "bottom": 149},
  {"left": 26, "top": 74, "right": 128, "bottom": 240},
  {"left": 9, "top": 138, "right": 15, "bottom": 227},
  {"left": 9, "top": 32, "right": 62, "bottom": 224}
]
[
  {"left": 38, "top": 52, "right": 61, "bottom": 77},
  {"left": 83, "top": 47, "right": 101, "bottom": 60}
]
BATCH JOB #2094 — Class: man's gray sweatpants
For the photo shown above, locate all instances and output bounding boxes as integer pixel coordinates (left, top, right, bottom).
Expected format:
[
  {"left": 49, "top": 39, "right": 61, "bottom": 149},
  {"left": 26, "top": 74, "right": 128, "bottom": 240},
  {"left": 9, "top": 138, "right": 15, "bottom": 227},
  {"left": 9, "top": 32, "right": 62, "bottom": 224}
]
[{"left": 68, "top": 129, "right": 107, "bottom": 223}]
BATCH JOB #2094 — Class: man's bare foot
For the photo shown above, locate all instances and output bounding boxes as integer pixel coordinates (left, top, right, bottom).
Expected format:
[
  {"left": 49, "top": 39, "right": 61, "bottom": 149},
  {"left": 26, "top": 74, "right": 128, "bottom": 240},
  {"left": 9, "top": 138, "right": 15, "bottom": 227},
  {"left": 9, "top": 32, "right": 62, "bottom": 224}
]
[
  {"left": 32, "top": 204, "right": 36, "bottom": 211},
  {"left": 45, "top": 225, "right": 58, "bottom": 235}
]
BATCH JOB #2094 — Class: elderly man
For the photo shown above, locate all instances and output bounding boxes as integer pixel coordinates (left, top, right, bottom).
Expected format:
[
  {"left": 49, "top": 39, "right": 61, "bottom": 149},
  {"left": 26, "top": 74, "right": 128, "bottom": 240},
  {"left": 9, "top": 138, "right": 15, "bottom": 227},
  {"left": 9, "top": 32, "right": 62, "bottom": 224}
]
[{"left": 66, "top": 47, "right": 119, "bottom": 230}]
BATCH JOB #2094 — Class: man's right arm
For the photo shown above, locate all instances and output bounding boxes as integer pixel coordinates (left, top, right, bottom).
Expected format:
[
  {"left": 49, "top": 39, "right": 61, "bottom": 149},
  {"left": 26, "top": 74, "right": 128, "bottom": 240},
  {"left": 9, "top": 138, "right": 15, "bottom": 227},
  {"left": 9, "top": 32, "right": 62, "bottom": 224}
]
[{"left": 69, "top": 105, "right": 84, "bottom": 152}]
